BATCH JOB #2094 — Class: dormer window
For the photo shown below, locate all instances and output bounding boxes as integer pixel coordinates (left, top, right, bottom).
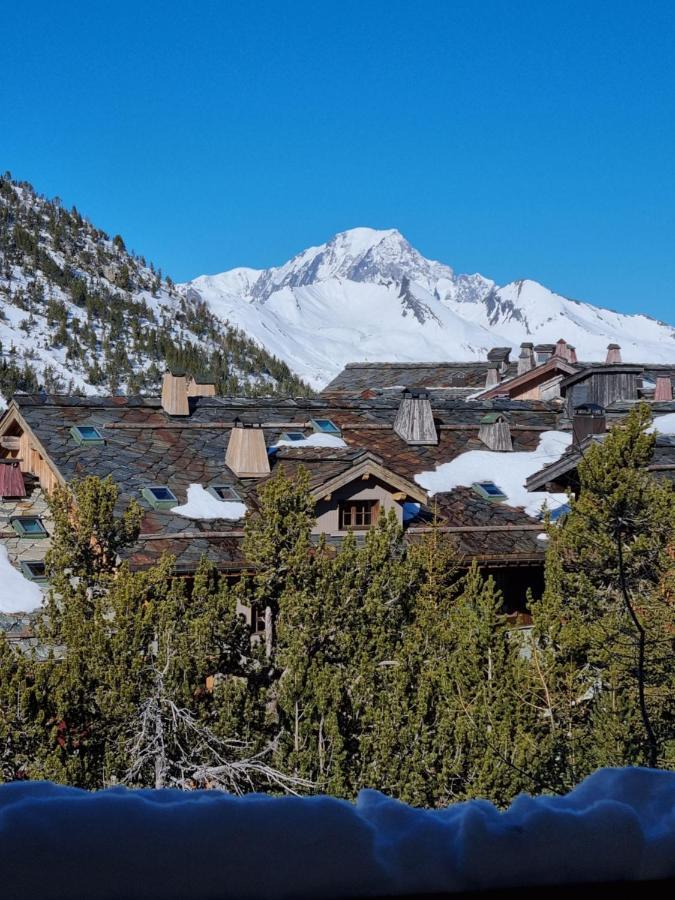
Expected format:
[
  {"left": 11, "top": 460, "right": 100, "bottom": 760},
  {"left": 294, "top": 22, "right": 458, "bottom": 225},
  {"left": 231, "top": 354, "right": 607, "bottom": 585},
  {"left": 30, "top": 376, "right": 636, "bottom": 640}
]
[
  {"left": 70, "top": 425, "right": 105, "bottom": 446},
  {"left": 279, "top": 431, "right": 306, "bottom": 442},
  {"left": 142, "top": 486, "right": 178, "bottom": 510},
  {"left": 310, "top": 418, "right": 341, "bottom": 435},
  {"left": 11, "top": 516, "right": 49, "bottom": 538},
  {"left": 339, "top": 499, "right": 379, "bottom": 530},
  {"left": 208, "top": 485, "right": 242, "bottom": 502},
  {"left": 472, "top": 481, "right": 507, "bottom": 502}
]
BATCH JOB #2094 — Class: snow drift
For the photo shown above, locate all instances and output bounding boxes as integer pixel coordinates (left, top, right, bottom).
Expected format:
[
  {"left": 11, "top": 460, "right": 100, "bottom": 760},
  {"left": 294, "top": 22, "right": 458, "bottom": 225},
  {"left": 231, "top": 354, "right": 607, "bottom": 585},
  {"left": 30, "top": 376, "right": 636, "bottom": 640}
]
[{"left": 1, "top": 768, "right": 674, "bottom": 899}]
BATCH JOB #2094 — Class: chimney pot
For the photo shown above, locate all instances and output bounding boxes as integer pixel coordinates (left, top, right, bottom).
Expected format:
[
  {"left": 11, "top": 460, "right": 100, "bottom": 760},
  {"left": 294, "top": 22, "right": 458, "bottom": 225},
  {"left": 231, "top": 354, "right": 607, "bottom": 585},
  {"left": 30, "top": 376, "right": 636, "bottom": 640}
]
[
  {"left": 517, "top": 343, "right": 536, "bottom": 375},
  {"left": 394, "top": 393, "right": 438, "bottom": 445},
  {"left": 572, "top": 403, "right": 606, "bottom": 446},
  {"left": 485, "top": 364, "right": 500, "bottom": 388},
  {"left": 225, "top": 425, "right": 271, "bottom": 477}
]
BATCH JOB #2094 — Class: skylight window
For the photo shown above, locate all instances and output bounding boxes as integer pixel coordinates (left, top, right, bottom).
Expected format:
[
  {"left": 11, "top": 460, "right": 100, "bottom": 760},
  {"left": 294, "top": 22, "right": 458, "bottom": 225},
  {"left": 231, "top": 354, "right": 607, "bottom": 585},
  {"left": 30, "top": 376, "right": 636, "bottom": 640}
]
[
  {"left": 11, "top": 516, "right": 49, "bottom": 538},
  {"left": 310, "top": 418, "right": 341, "bottom": 435},
  {"left": 70, "top": 425, "right": 105, "bottom": 446},
  {"left": 208, "top": 485, "right": 242, "bottom": 502},
  {"left": 20, "top": 560, "right": 48, "bottom": 583},
  {"left": 472, "top": 481, "right": 508, "bottom": 502},
  {"left": 280, "top": 432, "right": 307, "bottom": 442},
  {"left": 142, "top": 486, "right": 179, "bottom": 510}
]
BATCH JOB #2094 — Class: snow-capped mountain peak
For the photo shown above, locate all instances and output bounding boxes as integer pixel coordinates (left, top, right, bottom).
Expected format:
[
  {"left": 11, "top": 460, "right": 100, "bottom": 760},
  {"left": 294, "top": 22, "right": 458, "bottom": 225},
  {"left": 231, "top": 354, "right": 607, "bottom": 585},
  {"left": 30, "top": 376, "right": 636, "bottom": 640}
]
[{"left": 181, "top": 227, "right": 675, "bottom": 390}]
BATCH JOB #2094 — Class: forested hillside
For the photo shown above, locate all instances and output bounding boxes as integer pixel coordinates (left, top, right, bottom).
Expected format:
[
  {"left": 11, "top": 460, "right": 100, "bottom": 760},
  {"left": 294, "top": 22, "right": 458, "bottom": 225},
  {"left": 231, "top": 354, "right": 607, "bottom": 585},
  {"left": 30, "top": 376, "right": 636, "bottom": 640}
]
[{"left": 0, "top": 173, "right": 310, "bottom": 402}]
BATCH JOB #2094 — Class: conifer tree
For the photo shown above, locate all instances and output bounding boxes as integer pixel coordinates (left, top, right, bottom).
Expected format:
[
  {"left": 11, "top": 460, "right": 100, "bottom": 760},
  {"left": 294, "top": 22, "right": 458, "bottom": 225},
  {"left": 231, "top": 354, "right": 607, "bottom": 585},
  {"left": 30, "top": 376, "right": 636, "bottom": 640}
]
[{"left": 531, "top": 403, "right": 675, "bottom": 773}]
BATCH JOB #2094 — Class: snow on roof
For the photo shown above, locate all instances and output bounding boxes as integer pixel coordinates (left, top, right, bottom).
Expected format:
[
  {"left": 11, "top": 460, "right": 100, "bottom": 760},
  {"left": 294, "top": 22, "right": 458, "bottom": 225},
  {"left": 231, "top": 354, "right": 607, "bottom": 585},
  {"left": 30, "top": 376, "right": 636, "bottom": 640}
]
[
  {"left": 170, "top": 484, "right": 247, "bottom": 521},
  {"left": 0, "top": 545, "right": 43, "bottom": 613},
  {"left": 414, "top": 431, "right": 572, "bottom": 518},
  {"left": 647, "top": 413, "right": 675, "bottom": 435},
  {"left": 0, "top": 767, "right": 673, "bottom": 897},
  {"left": 274, "top": 433, "right": 347, "bottom": 449}
]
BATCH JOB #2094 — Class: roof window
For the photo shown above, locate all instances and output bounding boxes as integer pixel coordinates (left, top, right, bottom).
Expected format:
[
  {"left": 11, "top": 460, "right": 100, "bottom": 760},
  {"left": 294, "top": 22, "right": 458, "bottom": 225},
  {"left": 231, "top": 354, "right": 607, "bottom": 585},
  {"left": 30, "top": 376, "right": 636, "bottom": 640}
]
[
  {"left": 472, "top": 481, "right": 508, "bottom": 502},
  {"left": 11, "top": 516, "right": 49, "bottom": 538},
  {"left": 279, "top": 431, "right": 307, "bottom": 442},
  {"left": 71, "top": 425, "right": 105, "bottom": 446},
  {"left": 208, "top": 485, "right": 242, "bottom": 502},
  {"left": 20, "top": 560, "right": 48, "bottom": 583},
  {"left": 310, "top": 418, "right": 341, "bottom": 435},
  {"left": 142, "top": 486, "right": 178, "bottom": 510}
]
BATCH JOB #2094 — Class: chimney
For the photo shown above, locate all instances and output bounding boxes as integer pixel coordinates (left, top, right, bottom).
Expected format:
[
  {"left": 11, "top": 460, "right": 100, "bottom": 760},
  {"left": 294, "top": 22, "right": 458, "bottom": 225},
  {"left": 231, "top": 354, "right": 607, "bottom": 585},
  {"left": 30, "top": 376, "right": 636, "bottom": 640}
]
[
  {"left": 478, "top": 413, "right": 512, "bottom": 452},
  {"left": 485, "top": 364, "right": 500, "bottom": 389},
  {"left": 568, "top": 345, "right": 578, "bottom": 364},
  {"left": 572, "top": 403, "right": 606, "bottom": 446},
  {"left": 161, "top": 370, "right": 190, "bottom": 416},
  {"left": 187, "top": 374, "right": 217, "bottom": 398},
  {"left": 554, "top": 338, "right": 570, "bottom": 361},
  {"left": 517, "top": 342, "right": 535, "bottom": 375},
  {"left": 654, "top": 376, "right": 674, "bottom": 401},
  {"left": 393, "top": 390, "right": 438, "bottom": 445},
  {"left": 606, "top": 343, "right": 622, "bottom": 364},
  {"left": 225, "top": 423, "right": 271, "bottom": 478},
  {"left": 534, "top": 343, "right": 555, "bottom": 364},
  {"left": 487, "top": 347, "right": 511, "bottom": 374}
]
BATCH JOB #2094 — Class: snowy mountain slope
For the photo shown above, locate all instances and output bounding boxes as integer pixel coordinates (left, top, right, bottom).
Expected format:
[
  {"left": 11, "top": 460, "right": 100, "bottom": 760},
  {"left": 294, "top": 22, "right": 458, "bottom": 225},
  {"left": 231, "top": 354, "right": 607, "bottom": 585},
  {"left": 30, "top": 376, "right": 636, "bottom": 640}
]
[
  {"left": 0, "top": 175, "right": 309, "bottom": 404},
  {"left": 181, "top": 228, "right": 675, "bottom": 389}
]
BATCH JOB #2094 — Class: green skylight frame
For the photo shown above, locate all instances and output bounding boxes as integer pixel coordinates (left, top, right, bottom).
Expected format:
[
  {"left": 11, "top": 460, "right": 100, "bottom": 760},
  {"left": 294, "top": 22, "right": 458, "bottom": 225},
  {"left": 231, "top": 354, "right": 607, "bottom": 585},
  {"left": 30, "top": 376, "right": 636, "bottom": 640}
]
[
  {"left": 472, "top": 481, "right": 508, "bottom": 503},
  {"left": 310, "top": 418, "right": 341, "bottom": 435},
  {"left": 11, "top": 516, "right": 49, "bottom": 538},
  {"left": 70, "top": 425, "right": 105, "bottom": 446},
  {"left": 208, "top": 485, "right": 242, "bottom": 502},
  {"left": 20, "top": 560, "right": 49, "bottom": 584},
  {"left": 141, "top": 486, "right": 178, "bottom": 510}
]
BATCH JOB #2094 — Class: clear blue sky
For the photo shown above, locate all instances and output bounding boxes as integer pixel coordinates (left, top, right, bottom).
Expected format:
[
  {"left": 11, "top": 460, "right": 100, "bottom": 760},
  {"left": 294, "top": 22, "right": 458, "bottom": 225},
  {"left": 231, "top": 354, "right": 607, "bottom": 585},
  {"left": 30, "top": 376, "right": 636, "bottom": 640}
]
[{"left": 2, "top": 0, "right": 674, "bottom": 321}]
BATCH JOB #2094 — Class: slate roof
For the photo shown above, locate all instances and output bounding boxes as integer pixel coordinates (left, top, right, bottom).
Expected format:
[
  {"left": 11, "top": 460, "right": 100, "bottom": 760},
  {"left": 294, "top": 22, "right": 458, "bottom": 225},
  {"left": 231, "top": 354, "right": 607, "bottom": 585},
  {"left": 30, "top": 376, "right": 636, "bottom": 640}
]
[
  {"left": 4, "top": 393, "right": 561, "bottom": 571},
  {"left": 321, "top": 362, "right": 519, "bottom": 394}
]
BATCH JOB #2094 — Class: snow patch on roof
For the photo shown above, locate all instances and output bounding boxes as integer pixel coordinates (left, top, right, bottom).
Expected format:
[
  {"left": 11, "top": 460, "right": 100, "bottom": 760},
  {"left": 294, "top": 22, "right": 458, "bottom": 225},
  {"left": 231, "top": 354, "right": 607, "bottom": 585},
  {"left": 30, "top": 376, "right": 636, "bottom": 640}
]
[
  {"left": 414, "top": 431, "right": 572, "bottom": 518},
  {"left": 647, "top": 413, "right": 675, "bottom": 435},
  {"left": 0, "top": 545, "right": 43, "bottom": 613},
  {"left": 170, "top": 484, "right": 247, "bottom": 521},
  {"left": 274, "top": 433, "right": 347, "bottom": 449}
]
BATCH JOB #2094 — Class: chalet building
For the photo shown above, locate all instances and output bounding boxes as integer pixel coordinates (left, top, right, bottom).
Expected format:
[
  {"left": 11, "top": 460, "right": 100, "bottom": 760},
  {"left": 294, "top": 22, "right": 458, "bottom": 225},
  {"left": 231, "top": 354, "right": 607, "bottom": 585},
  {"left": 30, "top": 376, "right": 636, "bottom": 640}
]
[{"left": 2, "top": 343, "right": 674, "bottom": 636}]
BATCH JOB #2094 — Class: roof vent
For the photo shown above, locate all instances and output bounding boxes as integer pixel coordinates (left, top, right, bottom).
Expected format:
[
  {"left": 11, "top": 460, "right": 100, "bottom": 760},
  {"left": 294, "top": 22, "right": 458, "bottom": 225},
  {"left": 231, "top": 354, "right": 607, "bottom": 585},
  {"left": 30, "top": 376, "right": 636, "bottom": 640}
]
[
  {"left": 572, "top": 403, "right": 606, "bottom": 446},
  {"left": 225, "top": 424, "right": 271, "bottom": 478},
  {"left": 606, "top": 344, "right": 622, "bottom": 364},
  {"left": 517, "top": 343, "right": 535, "bottom": 375},
  {"left": 393, "top": 391, "right": 438, "bottom": 445},
  {"left": 161, "top": 370, "right": 190, "bottom": 416},
  {"left": 187, "top": 374, "right": 217, "bottom": 398},
  {"left": 478, "top": 412, "right": 512, "bottom": 452},
  {"left": 654, "top": 376, "right": 673, "bottom": 401}
]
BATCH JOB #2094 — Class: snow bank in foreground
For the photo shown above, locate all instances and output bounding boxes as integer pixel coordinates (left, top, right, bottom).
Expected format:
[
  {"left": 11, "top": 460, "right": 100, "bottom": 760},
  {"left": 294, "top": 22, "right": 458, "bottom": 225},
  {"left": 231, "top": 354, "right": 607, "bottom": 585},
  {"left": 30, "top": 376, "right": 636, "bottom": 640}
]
[
  {"left": 274, "top": 432, "right": 347, "bottom": 448},
  {"left": 0, "top": 545, "right": 43, "bottom": 613},
  {"left": 0, "top": 768, "right": 673, "bottom": 899},
  {"left": 415, "top": 431, "right": 573, "bottom": 518},
  {"left": 171, "top": 484, "right": 247, "bottom": 521},
  {"left": 647, "top": 413, "right": 675, "bottom": 435}
]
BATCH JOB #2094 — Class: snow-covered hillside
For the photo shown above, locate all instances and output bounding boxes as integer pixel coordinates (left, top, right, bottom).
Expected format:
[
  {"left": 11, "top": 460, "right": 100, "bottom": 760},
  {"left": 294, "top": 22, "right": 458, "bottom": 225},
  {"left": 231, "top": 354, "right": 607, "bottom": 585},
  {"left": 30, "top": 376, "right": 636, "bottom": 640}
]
[
  {"left": 0, "top": 176, "right": 309, "bottom": 404},
  {"left": 181, "top": 227, "right": 675, "bottom": 389}
]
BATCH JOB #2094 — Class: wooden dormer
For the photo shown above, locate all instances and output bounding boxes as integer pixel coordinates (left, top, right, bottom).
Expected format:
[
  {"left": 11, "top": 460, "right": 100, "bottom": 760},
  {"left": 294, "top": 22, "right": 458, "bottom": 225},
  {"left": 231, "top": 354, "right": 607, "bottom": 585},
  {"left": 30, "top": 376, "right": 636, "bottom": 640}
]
[{"left": 0, "top": 402, "right": 63, "bottom": 494}]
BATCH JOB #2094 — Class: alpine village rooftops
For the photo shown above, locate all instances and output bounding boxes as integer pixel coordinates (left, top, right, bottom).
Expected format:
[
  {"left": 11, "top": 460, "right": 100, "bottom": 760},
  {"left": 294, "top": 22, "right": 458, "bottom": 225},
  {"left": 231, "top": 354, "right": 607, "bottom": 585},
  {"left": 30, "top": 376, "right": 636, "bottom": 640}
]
[{"left": 2, "top": 342, "right": 675, "bottom": 639}]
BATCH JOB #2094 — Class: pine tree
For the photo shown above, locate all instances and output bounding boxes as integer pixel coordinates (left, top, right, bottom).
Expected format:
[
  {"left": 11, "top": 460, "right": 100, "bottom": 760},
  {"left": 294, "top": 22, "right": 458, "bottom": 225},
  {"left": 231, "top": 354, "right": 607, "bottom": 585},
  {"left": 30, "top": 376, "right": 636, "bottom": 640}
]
[{"left": 531, "top": 403, "right": 675, "bottom": 773}]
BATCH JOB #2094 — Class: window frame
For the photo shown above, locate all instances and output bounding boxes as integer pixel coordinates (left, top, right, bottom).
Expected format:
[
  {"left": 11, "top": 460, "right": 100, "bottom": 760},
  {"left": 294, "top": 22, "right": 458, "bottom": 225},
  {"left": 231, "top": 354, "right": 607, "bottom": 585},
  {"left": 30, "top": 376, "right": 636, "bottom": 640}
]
[
  {"left": 310, "top": 418, "right": 341, "bottom": 435},
  {"left": 339, "top": 499, "right": 379, "bottom": 531},
  {"left": 279, "top": 431, "right": 307, "bottom": 442},
  {"left": 70, "top": 425, "right": 105, "bottom": 446},
  {"left": 141, "top": 485, "right": 179, "bottom": 510},
  {"left": 207, "top": 484, "right": 242, "bottom": 503},
  {"left": 472, "top": 481, "right": 508, "bottom": 502},
  {"left": 20, "top": 559, "right": 49, "bottom": 583},
  {"left": 11, "top": 516, "right": 49, "bottom": 538}
]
